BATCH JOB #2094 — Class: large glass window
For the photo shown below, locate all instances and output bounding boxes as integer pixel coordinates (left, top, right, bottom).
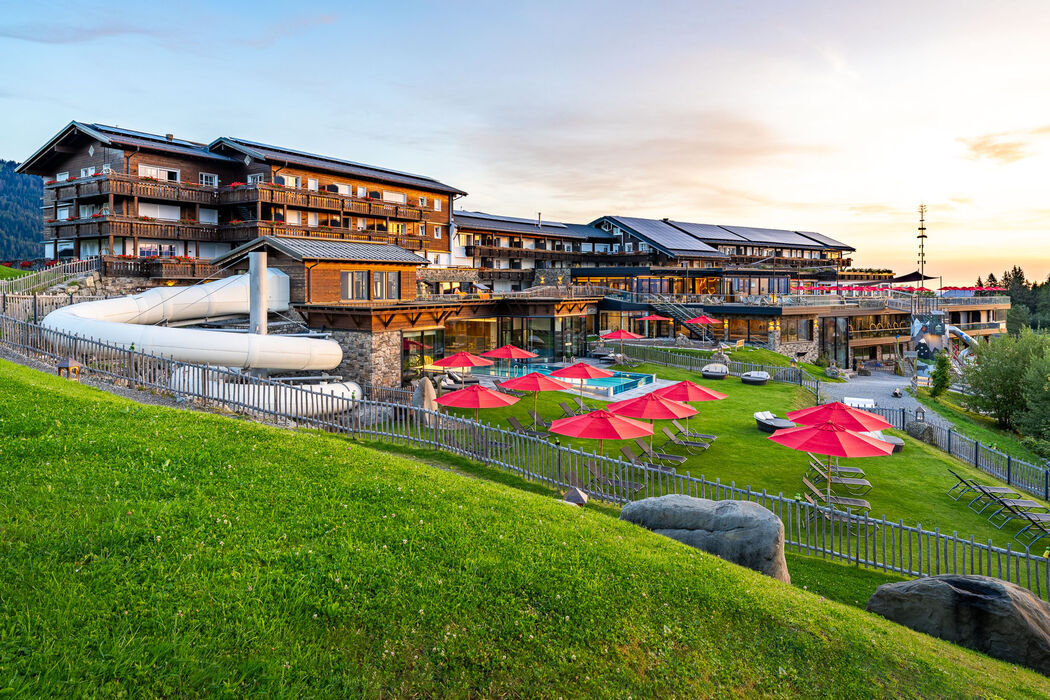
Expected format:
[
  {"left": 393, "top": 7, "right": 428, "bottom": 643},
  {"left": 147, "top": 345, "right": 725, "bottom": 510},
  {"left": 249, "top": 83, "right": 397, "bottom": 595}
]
[
  {"left": 401, "top": 329, "right": 444, "bottom": 384},
  {"left": 340, "top": 271, "right": 368, "bottom": 300},
  {"left": 372, "top": 271, "right": 400, "bottom": 300}
]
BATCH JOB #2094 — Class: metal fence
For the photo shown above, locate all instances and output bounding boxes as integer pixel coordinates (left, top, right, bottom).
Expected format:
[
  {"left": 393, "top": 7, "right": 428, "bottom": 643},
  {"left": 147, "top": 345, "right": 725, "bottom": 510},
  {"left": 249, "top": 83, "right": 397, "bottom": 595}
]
[
  {"left": 2, "top": 313, "right": 1049, "bottom": 599},
  {"left": 1, "top": 293, "right": 107, "bottom": 322},
  {"left": 0, "top": 257, "right": 101, "bottom": 295},
  {"left": 620, "top": 344, "right": 822, "bottom": 397}
]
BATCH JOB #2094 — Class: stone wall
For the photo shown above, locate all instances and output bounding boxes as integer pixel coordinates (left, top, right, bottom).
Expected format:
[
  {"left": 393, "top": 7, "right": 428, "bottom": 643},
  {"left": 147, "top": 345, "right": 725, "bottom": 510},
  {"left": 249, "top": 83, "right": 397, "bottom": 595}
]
[{"left": 329, "top": 329, "right": 402, "bottom": 387}]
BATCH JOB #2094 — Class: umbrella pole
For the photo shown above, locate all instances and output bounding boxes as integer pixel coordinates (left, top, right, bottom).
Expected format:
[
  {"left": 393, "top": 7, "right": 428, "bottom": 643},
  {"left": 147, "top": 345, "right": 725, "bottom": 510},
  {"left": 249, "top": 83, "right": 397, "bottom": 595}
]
[
  {"left": 827, "top": 454, "right": 832, "bottom": 507},
  {"left": 533, "top": 391, "right": 539, "bottom": 426}
]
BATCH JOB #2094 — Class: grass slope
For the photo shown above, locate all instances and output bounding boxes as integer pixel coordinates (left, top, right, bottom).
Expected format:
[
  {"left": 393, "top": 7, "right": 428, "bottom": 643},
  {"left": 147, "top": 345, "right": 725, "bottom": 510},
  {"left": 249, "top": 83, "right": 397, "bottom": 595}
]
[
  {"left": 0, "top": 265, "right": 28, "bottom": 280},
  {"left": 1, "top": 361, "right": 1049, "bottom": 697},
  {"left": 646, "top": 345, "right": 838, "bottom": 381},
  {"left": 914, "top": 388, "right": 1044, "bottom": 463}
]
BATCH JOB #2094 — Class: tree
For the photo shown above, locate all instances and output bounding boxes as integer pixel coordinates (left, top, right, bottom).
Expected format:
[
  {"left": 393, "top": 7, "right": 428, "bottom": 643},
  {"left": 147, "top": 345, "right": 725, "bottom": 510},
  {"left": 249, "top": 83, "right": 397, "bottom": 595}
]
[
  {"left": 930, "top": 351, "right": 951, "bottom": 397},
  {"left": 1019, "top": 352, "right": 1050, "bottom": 441},
  {"left": 963, "top": 327, "right": 1050, "bottom": 428},
  {"left": 975, "top": 276, "right": 984, "bottom": 289},
  {"left": 986, "top": 272, "right": 999, "bottom": 288},
  {"left": 1007, "top": 304, "right": 1030, "bottom": 335}
]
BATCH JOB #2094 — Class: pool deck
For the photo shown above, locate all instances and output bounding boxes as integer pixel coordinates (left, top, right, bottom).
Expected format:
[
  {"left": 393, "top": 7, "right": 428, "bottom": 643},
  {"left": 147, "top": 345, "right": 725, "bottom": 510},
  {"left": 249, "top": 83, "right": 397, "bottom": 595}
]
[{"left": 475, "top": 358, "right": 673, "bottom": 401}]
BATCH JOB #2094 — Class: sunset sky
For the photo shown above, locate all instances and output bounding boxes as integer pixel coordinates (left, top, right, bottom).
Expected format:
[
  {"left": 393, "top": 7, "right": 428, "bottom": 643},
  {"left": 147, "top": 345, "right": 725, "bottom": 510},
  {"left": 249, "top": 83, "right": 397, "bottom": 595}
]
[{"left": 2, "top": 0, "right": 1049, "bottom": 284}]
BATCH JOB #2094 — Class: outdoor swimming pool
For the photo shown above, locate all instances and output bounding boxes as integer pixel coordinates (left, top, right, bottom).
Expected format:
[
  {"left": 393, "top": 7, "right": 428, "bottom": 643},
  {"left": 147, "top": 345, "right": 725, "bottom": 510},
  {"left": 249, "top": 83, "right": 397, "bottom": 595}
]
[{"left": 472, "top": 362, "right": 654, "bottom": 396}]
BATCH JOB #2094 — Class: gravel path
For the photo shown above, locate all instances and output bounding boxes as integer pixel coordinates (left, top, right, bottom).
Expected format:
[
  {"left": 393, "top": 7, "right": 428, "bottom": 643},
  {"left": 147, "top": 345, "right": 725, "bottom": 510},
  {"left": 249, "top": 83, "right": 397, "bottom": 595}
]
[{"left": 819, "top": 372, "right": 951, "bottom": 427}]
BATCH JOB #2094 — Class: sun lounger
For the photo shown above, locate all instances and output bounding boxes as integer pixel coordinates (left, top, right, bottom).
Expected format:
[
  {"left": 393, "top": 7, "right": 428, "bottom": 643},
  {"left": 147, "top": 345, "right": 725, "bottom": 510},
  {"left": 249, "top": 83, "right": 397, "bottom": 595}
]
[
  {"left": 807, "top": 454, "right": 865, "bottom": 477},
  {"left": 586, "top": 461, "right": 645, "bottom": 494},
  {"left": 1006, "top": 504, "right": 1050, "bottom": 551},
  {"left": 946, "top": 469, "right": 977, "bottom": 500},
  {"left": 529, "top": 410, "right": 551, "bottom": 429},
  {"left": 449, "top": 370, "right": 481, "bottom": 385},
  {"left": 508, "top": 415, "right": 546, "bottom": 438},
  {"left": 560, "top": 402, "right": 584, "bottom": 418},
  {"left": 660, "top": 427, "right": 709, "bottom": 455},
  {"left": 573, "top": 396, "right": 596, "bottom": 413},
  {"left": 802, "top": 477, "right": 871, "bottom": 513},
  {"left": 620, "top": 446, "right": 676, "bottom": 474},
  {"left": 633, "top": 438, "right": 687, "bottom": 466},
  {"left": 808, "top": 462, "right": 872, "bottom": 496},
  {"left": 753, "top": 411, "right": 795, "bottom": 433},
  {"left": 967, "top": 483, "right": 1022, "bottom": 513},
  {"left": 984, "top": 494, "right": 1049, "bottom": 529},
  {"left": 671, "top": 419, "right": 717, "bottom": 442}
]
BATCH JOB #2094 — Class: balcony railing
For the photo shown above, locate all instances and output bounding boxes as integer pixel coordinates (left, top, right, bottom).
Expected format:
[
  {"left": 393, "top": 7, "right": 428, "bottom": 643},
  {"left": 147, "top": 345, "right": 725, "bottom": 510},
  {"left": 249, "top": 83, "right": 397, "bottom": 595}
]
[
  {"left": 45, "top": 172, "right": 219, "bottom": 205},
  {"left": 463, "top": 244, "right": 653, "bottom": 262},
  {"left": 100, "top": 256, "right": 223, "bottom": 280},
  {"left": 45, "top": 216, "right": 220, "bottom": 242},
  {"left": 218, "top": 183, "right": 437, "bottom": 222},
  {"left": 218, "top": 221, "right": 445, "bottom": 252},
  {"left": 477, "top": 268, "right": 534, "bottom": 281}
]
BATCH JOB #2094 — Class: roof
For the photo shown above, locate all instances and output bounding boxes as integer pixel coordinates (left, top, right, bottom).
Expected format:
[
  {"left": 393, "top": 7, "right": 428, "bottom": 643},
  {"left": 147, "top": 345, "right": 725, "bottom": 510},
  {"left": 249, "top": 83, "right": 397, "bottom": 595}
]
[
  {"left": 211, "top": 137, "right": 465, "bottom": 195},
  {"left": 453, "top": 211, "right": 611, "bottom": 239},
  {"left": 717, "top": 225, "right": 835, "bottom": 250},
  {"left": 631, "top": 217, "right": 854, "bottom": 253},
  {"left": 598, "top": 216, "right": 727, "bottom": 258},
  {"left": 210, "top": 236, "right": 430, "bottom": 266}
]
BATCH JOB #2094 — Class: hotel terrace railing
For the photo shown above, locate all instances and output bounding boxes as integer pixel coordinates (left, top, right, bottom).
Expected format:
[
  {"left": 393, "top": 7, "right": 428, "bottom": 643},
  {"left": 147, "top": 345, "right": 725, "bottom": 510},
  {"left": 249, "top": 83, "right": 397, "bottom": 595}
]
[
  {"left": 477, "top": 268, "right": 534, "bottom": 281},
  {"left": 5, "top": 313, "right": 1050, "bottom": 600},
  {"left": 0, "top": 257, "right": 101, "bottom": 295},
  {"left": 45, "top": 172, "right": 219, "bottom": 205},
  {"left": 219, "top": 183, "right": 443, "bottom": 223},
  {"left": 464, "top": 244, "right": 652, "bottom": 263},
  {"left": 45, "top": 216, "right": 220, "bottom": 242},
  {"left": 217, "top": 221, "right": 445, "bottom": 252}
]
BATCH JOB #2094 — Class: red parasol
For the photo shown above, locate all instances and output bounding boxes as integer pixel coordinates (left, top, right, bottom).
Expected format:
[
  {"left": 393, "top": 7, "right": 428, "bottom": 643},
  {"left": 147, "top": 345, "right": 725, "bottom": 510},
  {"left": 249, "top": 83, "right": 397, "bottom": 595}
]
[
  {"left": 550, "top": 409, "right": 653, "bottom": 454},
  {"left": 602, "top": 329, "right": 643, "bottom": 357},
  {"left": 769, "top": 420, "right": 894, "bottom": 509},
  {"left": 787, "top": 402, "right": 892, "bottom": 432},
  {"left": 432, "top": 351, "right": 494, "bottom": 384},
  {"left": 638, "top": 314, "right": 671, "bottom": 321},
  {"left": 481, "top": 344, "right": 538, "bottom": 378},
  {"left": 500, "top": 371, "right": 572, "bottom": 424},
  {"left": 436, "top": 384, "right": 518, "bottom": 421},
  {"left": 608, "top": 392, "right": 698, "bottom": 447},
  {"left": 550, "top": 362, "right": 616, "bottom": 404},
  {"left": 653, "top": 380, "right": 727, "bottom": 434},
  {"left": 685, "top": 315, "right": 720, "bottom": 324}
]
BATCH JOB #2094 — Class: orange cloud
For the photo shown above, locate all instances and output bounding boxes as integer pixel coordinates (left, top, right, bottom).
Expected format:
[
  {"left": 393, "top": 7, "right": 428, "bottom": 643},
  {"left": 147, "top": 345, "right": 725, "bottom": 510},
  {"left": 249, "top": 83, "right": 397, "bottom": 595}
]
[{"left": 959, "top": 124, "right": 1050, "bottom": 164}]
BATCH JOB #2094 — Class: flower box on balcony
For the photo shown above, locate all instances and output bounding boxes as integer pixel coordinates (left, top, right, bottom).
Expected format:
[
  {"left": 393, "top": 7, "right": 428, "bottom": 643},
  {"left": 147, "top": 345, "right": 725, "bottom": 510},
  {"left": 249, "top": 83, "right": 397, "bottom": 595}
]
[
  {"left": 65, "top": 216, "right": 77, "bottom": 221},
  {"left": 229, "top": 219, "right": 244, "bottom": 224},
  {"left": 91, "top": 213, "right": 104, "bottom": 219},
  {"left": 44, "top": 179, "right": 57, "bottom": 185}
]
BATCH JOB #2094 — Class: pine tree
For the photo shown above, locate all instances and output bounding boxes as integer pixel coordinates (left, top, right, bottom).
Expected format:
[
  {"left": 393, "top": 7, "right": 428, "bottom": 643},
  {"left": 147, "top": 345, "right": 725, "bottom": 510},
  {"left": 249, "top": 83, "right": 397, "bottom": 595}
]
[{"left": 930, "top": 351, "right": 951, "bottom": 397}]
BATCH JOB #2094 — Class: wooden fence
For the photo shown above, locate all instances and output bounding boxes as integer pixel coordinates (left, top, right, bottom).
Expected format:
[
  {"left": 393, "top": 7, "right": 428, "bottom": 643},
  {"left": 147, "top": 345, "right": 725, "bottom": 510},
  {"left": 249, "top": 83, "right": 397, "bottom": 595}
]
[
  {"left": 2, "top": 313, "right": 1049, "bottom": 599},
  {"left": 1, "top": 293, "right": 107, "bottom": 322},
  {"left": 0, "top": 257, "right": 101, "bottom": 295}
]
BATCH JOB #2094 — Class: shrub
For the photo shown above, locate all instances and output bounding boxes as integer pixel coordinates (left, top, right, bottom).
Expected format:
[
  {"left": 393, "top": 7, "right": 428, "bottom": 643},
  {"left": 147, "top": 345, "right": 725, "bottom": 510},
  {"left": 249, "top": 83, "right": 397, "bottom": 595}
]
[
  {"left": 930, "top": 352, "right": 951, "bottom": 397},
  {"left": 964, "top": 327, "right": 1050, "bottom": 428}
]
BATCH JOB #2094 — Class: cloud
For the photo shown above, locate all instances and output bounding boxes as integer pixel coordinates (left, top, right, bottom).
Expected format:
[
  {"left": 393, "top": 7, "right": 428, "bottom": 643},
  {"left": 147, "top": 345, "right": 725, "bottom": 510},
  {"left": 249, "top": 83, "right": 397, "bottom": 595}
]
[
  {"left": 238, "top": 14, "right": 336, "bottom": 48},
  {"left": 0, "top": 21, "right": 158, "bottom": 44},
  {"left": 848, "top": 203, "right": 898, "bottom": 216},
  {"left": 959, "top": 123, "right": 1050, "bottom": 164}
]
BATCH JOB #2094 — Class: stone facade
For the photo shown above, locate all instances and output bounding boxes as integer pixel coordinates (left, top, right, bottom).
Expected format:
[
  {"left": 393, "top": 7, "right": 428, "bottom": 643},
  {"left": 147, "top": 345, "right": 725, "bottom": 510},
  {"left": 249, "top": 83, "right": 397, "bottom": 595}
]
[
  {"left": 330, "top": 329, "right": 402, "bottom": 387},
  {"left": 417, "top": 267, "right": 479, "bottom": 294}
]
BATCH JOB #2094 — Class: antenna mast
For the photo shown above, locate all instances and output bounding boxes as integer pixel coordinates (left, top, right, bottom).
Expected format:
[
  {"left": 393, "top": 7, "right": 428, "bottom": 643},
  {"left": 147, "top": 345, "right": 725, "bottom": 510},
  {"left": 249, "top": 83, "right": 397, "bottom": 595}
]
[{"left": 917, "top": 204, "right": 928, "bottom": 281}]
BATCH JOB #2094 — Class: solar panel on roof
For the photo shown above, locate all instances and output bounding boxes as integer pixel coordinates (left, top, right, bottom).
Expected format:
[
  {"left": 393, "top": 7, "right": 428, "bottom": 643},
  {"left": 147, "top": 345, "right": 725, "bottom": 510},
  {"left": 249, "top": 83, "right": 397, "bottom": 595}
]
[
  {"left": 717, "top": 225, "right": 824, "bottom": 248},
  {"left": 454, "top": 210, "right": 567, "bottom": 228},
  {"left": 796, "top": 231, "right": 854, "bottom": 250},
  {"left": 608, "top": 217, "right": 725, "bottom": 257},
  {"left": 666, "top": 221, "right": 747, "bottom": 243}
]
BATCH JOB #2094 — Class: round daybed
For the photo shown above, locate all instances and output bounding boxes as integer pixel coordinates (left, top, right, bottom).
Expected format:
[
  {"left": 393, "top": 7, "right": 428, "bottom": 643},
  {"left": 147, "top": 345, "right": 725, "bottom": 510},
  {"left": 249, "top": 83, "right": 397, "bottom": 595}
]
[
  {"left": 753, "top": 411, "right": 795, "bottom": 434},
  {"left": 741, "top": 370, "right": 771, "bottom": 386},
  {"left": 881, "top": 435, "right": 905, "bottom": 453},
  {"left": 701, "top": 363, "right": 729, "bottom": 380}
]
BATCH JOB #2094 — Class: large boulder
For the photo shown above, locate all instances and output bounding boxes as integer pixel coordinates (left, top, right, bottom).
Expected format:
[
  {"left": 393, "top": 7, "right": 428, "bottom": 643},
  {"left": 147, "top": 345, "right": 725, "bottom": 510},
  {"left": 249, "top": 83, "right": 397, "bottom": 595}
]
[
  {"left": 905, "top": 420, "right": 934, "bottom": 443},
  {"left": 620, "top": 495, "right": 789, "bottom": 583},
  {"left": 867, "top": 575, "right": 1050, "bottom": 675}
]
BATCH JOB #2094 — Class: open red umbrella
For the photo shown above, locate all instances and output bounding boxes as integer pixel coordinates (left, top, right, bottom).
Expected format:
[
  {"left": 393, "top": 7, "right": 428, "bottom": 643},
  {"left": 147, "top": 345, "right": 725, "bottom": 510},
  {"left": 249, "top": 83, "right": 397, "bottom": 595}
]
[
  {"left": 481, "top": 344, "right": 538, "bottom": 378},
  {"left": 608, "top": 392, "right": 697, "bottom": 448},
  {"left": 602, "top": 329, "right": 643, "bottom": 357},
  {"left": 550, "top": 409, "right": 653, "bottom": 454},
  {"left": 653, "top": 380, "right": 727, "bottom": 434},
  {"left": 768, "top": 420, "right": 894, "bottom": 508},
  {"left": 550, "top": 362, "right": 615, "bottom": 404},
  {"left": 500, "top": 371, "right": 572, "bottom": 424},
  {"left": 684, "top": 315, "right": 720, "bottom": 343},
  {"left": 436, "top": 384, "right": 518, "bottom": 421},
  {"left": 637, "top": 314, "right": 671, "bottom": 338},
  {"left": 787, "top": 402, "right": 892, "bottom": 432},
  {"left": 432, "top": 351, "right": 494, "bottom": 383}
]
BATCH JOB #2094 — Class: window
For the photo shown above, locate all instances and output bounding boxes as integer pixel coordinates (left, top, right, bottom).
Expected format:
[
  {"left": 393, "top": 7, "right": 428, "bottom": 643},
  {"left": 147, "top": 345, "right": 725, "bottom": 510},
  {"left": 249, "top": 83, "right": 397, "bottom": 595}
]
[
  {"left": 307, "top": 178, "right": 318, "bottom": 191},
  {"left": 418, "top": 196, "right": 427, "bottom": 207},
  {"left": 138, "top": 202, "right": 181, "bottom": 220},
  {"left": 199, "top": 172, "right": 218, "bottom": 187},
  {"left": 357, "top": 218, "right": 366, "bottom": 231},
  {"left": 335, "top": 183, "right": 351, "bottom": 196},
  {"left": 80, "top": 166, "right": 96, "bottom": 177},
  {"left": 433, "top": 225, "right": 442, "bottom": 239},
  {"left": 278, "top": 175, "right": 301, "bottom": 188},
  {"left": 102, "top": 163, "right": 112, "bottom": 174},
  {"left": 56, "top": 206, "right": 71, "bottom": 219},
  {"left": 286, "top": 210, "right": 301, "bottom": 226},
  {"left": 308, "top": 212, "right": 318, "bottom": 227},
  {"left": 199, "top": 208, "right": 218, "bottom": 224},
  {"left": 138, "top": 164, "right": 179, "bottom": 182},
  {"left": 56, "top": 172, "right": 69, "bottom": 182},
  {"left": 356, "top": 186, "right": 366, "bottom": 198},
  {"left": 247, "top": 173, "right": 265, "bottom": 185},
  {"left": 340, "top": 271, "right": 369, "bottom": 300},
  {"left": 434, "top": 198, "right": 441, "bottom": 212},
  {"left": 418, "top": 223, "right": 426, "bottom": 236},
  {"left": 382, "top": 191, "right": 407, "bottom": 205},
  {"left": 372, "top": 271, "right": 400, "bottom": 300}
]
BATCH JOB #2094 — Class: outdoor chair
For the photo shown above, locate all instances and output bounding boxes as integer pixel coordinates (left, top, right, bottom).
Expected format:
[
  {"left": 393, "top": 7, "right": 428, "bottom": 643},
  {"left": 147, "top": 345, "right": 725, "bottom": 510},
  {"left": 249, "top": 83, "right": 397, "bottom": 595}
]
[
  {"left": 529, "top": 410, "right": 551, "bottom": 429},
  {"left": 586, "top": 461, "right": 645, "bottom": 495},
  {"left": 967, "top": 483, "right": 1022, "bottom": 514},
  {"left": 753, "top": 411, "right": 795, "bottom": 434},
  {"left": 560, "top": 401, "right": 585, "bottom": 418},
  {"left": 946, "top": 468, "right": 978, "bottom": 501},
  {"left": 984, "top": 494, "right": 1049, "bottom": 529},
  {"left": 862, "top": 430, "right": 904, "bottom": 453},
  {"left": 440, "top": 374, "right": 464, "bottom": 391},
  {"left": 802, "top": 476, "right": 872, "bottom": 514},
  {"left": 802, "top": 493, "right": 878, "bottom": 534},
  {"left": 633, "top": 438, "right": 687, "bottom": 466},
  {"left": 1005, "top": 505, "right": 1050, "bottom": 552},
  {"left": 507, "top": 415, "right": 546, "bottom": 438},
  {"left": 808, "top": 462, "right": 872, "bottom": 496},
  {"left": 572, "top": 396, "right": 596, "bottom": 413},
  {"left": 619, "top": 447, "right": 676, "bottom": 474},
  {"left": 659, "top": 427, "right": 710, "bottom": 455},
  {"left": 670, "top": 419, "right": 717, "bottom": 442},
  {"left": 807, "top": 454, "right": 865, "bottom": 477},
  {"left": 448, "top": 370, "right": 481, "bottom": 385}
]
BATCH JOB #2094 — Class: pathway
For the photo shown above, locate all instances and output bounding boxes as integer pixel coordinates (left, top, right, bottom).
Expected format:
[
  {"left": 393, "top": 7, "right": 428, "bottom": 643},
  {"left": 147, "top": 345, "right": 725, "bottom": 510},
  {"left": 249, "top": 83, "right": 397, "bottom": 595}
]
[{"left": 819, "top": 372, "right": 951, "bottom": 427}]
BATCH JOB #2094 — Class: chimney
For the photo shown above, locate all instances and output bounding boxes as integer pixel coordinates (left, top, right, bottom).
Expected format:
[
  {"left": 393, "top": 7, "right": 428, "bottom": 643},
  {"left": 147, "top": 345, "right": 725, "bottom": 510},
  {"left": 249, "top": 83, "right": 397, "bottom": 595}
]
[
  {"left": 165, "top": 133, "right": 174, "bottom": 141},
  {"left": 537, "top": 212, "right": 542, "bottom": 228}
]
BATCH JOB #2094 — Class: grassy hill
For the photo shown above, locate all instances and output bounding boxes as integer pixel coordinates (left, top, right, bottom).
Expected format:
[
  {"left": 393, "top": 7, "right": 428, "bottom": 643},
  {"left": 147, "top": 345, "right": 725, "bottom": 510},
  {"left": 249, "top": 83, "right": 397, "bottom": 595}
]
[
  {"left": 1, "top": 359, "right": 1049, "bottom": 697},
  {"left": 0, "top": 264, "right": 28, "bottom": 279}
]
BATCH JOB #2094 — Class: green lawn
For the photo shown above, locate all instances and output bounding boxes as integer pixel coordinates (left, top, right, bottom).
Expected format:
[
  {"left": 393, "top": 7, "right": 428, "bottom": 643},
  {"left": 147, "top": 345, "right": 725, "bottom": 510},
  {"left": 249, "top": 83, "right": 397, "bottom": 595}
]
[
  {"left": 2, "top": 360, "right": 1048, "bottom": 697},
  {"left": 645, "top": 345, "right": 839, "bottom": 381},
  {"left": 443, "top": 362, "right": 1049, "bottom": 553},
  {"left": 914, "top": 388, "right": 1044, "bottom": 463},
  {"left": 0, "top": 265, "right": 28, "bottom": 280}
]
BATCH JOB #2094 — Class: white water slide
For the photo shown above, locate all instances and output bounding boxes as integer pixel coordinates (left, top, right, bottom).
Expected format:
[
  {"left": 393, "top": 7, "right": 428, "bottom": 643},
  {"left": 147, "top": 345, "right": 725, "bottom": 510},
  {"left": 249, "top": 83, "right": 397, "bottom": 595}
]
[{"left": 41, "top": 268, "right": 362, "bottom": 414}]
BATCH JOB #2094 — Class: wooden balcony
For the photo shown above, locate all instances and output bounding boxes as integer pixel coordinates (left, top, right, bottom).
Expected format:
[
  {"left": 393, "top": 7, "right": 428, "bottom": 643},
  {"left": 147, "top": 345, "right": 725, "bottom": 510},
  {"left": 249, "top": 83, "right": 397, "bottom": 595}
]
[
  {"left": 218, "top": 221, "right": 448, "bottom": 253},
  {"left": 218, "top": 183, "right": 434, "bottom": 222},
  {"left": 464, "top": 244, "right": 652, "bottom": 264},
  {"left": 45, "top": 172, "right": 219, "bottom": 205},
  {"left": 477, "top": 268, "right": 534, "bottom": 282},
  {"left": 100, "top": 256, "right": 224, "bottom": 280},
  {"left": 45, "top": 216, "right": 220, "bottom": 242}
]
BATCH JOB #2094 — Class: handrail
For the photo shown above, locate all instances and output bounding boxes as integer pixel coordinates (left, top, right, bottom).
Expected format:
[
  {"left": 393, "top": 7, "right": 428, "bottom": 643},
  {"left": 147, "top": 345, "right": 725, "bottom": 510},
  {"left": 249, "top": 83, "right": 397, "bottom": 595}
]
[{"left": 0, "top": 257, "right": 101, "bottom": 295}]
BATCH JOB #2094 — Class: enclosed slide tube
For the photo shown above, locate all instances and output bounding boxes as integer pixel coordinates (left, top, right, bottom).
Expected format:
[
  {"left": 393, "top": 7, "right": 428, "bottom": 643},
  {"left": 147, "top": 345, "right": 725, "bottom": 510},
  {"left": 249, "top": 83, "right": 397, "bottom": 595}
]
[{"left": 41, "top": 270, "right": 342, "bottom": 370}]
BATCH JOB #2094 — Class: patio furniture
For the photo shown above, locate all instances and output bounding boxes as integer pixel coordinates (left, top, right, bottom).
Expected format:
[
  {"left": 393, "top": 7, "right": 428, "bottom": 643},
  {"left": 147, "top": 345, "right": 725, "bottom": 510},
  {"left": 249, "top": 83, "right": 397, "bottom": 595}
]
[
  {"left": 862, "top": 431, "right": 904, "bottom": 453},
  {"left": 586, "top": 461, "right": 645, "bottom": 495},
  {"left": 572, "top": 395, "right": 596, "bottom": 413},
  {"left": 508, "top": 415, "right": 546, "bottom": 438},
  {"left": 560, "top": 401, "right": 585, "bottom": 418},
  {"left": 740, "top": 370, "right": 770, "bottom": 386},
  {"left": 670, "top": 419, "right": 717, "bottom": 442},
  {"left": 620, "top": 446, "right": 676, "bottom": 474},
  {"left": 701, "top": 363, "right": 729, "bottom": 380},
  {"left": 1009, "top": 506, "right": 1050, "bottom": 552},
  {"left": 659, "top": 427, "right": 710, "bottom": 455},
  {"left": 967, "top": 483, "right": 1022, "bottom": 513},
  {"left": 449, "top": 370, "right": 481, "bottom": 385},
  {"left": 802, "top": 476, "right": 872, "bottom": 514},
  {"left": 529, "top": 410, "right": 552, "bottom": 429},
  {"left": 633, "top": 438, "right": 687, "bottom": 466},
  {"left": 805, "top": 456, "right": 865, "bottom": 479},
  {"left": 807, "top": 462, "right": 872, "bottom": 496},
  {"left": 985, "top": 494, "right": 1049, "bottom": 529},
  {"left": 754, "top": 411, "right": 795, "bottom": 433}
]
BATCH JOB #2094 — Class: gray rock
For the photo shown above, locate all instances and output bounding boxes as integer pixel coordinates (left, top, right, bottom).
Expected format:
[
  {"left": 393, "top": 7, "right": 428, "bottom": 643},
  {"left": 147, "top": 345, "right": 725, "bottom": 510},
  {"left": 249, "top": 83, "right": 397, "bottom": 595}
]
[
  {"left": 867, "top": 575, "right": 1050, "bottom": 675},
  {"left": 824, "top": 366, "right": 840, "bottom": 379},
  {"left": 905, "top": 420, "right": 934, "bottom": 443},
  {"left": 620, "top": 495, "right": 790, "bottom": 583}
]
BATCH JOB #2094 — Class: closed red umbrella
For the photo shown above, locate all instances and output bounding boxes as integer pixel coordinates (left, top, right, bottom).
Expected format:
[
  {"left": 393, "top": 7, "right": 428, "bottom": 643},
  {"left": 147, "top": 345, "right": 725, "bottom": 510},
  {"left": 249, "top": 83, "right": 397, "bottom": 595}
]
[
  {"left": 609, "top": 392, "right": 698, "bottom": 448},
  {"left": 550, "top": 362, "right": 615, "bottom": 404},
  {"left": 653, "top": 380, "right": 727, "bottom": 434},
  {"left": 500, "top": 371, "right": 572, "bottom": 424},
  {"left": 550, "top": 409, "right": 653, "bottom": 454},
  {"left": 436, "top": 384, "right": 519, "bottom": 421},
  {"left": 768, "top": 420, "right": 894, "bottom": 508},
  {"left": 787, "top": 402, "right": 892, "bottom": 432},
  {"left": 481, "top": 344, "right": 538, "bottom": 378}
]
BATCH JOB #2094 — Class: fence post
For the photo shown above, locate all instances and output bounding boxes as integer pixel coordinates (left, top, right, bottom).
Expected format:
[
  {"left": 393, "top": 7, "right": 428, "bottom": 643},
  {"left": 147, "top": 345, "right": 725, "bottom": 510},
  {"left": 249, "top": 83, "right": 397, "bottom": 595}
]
[
  {"left": 32, "top": 293, "right": 38, "bottom": 325},
  {"left": 1044, "top": 466, "right": 1049, "bottom": 502},
  {"left": 947, "top": 428, "right": 952, "bottom": 454},
  {"left": 1007, "top": 455, "right": 1012, "bottom": 486}
]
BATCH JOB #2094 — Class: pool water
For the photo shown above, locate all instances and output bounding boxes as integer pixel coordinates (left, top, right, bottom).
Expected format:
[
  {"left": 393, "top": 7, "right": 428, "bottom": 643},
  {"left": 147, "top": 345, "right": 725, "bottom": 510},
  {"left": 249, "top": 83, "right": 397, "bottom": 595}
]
[{"left": 472, "top": 362, "right": 653, "bottom": 395}]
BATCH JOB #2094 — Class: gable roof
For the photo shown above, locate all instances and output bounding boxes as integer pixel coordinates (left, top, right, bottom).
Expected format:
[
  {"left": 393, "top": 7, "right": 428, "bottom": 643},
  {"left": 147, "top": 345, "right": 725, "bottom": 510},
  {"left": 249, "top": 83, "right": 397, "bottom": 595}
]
[
  {"left": 210, "top": 137, "right": 466, "bottom": 195},
  {"left": 596, "top": 216, "right": 727, "bottom": 258},
  {"left": 210, "top": 236, "right": 430, "bottom": 267},
  {"left": 453, "top": 211, "right": 612, "bottom": 239}
]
